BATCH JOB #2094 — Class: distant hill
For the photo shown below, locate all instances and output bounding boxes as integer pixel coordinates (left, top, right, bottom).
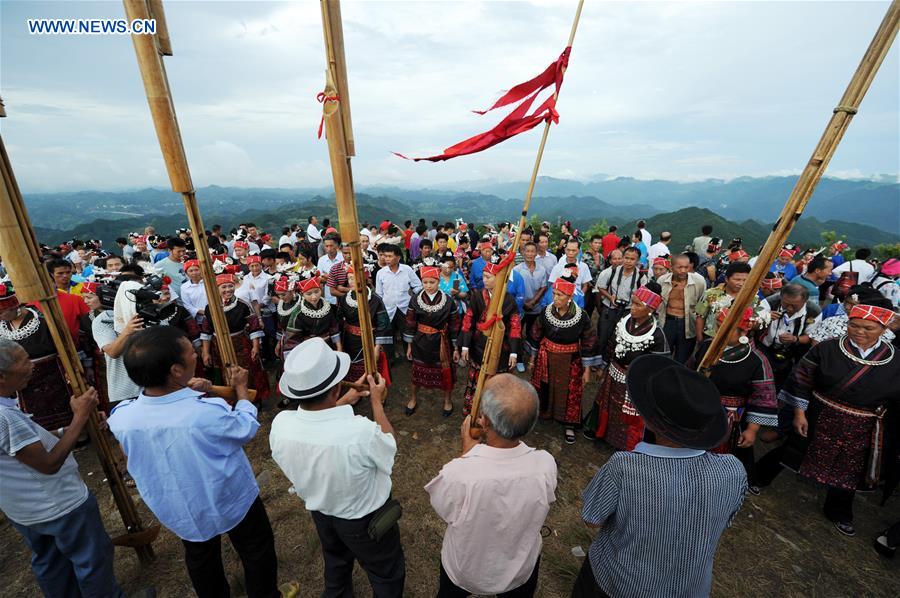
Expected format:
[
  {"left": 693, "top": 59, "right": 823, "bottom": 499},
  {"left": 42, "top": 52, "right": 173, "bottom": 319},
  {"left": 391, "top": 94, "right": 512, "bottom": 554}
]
[
  {"left": 24, "top": 175, "right": 898, "bottom": 235},
  {"left": 31, "top": 195, "right": 897, "bottom": 256},
  {"left": 638, "top": 207, "right": 897, "bottom": 253}
]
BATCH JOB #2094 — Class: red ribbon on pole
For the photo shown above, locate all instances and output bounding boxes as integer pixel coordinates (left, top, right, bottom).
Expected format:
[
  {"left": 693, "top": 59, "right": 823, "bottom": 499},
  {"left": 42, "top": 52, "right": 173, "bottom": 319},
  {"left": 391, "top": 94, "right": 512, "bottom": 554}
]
[
  {"left": 394, "top": 47, "right": 571, "bottom": 162},
  {"left": 317, "top": 92, "right": 340, "bottom": 139},
  {"left": 475, "top": 251, "right": 518, "bottom": 331}
]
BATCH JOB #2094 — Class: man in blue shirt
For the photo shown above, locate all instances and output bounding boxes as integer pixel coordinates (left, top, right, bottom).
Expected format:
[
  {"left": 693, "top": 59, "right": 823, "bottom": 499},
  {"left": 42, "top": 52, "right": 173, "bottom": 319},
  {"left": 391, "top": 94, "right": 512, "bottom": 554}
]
[
  {"left": 108, "top": 326, "right": 279, "bottom": 598},
  {"left": 789, "top": 255, "right": 832, "bottom": 303},
  {"left": 469, "top": 241, "right": 493, "bottom": 290},
  {"left": 769, "top": 247, "right": 798, "bottom": 280}
]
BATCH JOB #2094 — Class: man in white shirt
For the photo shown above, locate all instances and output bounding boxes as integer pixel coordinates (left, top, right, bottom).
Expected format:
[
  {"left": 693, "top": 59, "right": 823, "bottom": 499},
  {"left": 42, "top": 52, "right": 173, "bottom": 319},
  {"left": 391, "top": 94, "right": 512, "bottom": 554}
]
[
  {"left": 637, "top": 219, "right": 652, "bottom": 247},
  {"left": 832, "top": 248, "right": 876, "bottom": 284},
  {"left": 426, "top": 374, "right": 556, "bottom": 597},
  {"left": 306, "top": 216, "right": 322, "bottom": 247},
  {"left": 534, "top": 232, "right": 558, "bottom": 274},
  {"left": 375, "top": 243, "right": 423, "bottom": 362},
  {"left": 316, "top": 233, "right": 344, "bottom": 305},
  {"left": 270, "top": 338, "right": 404, "bottom": 597},
  {"left": 0, "top": 339, "right": 123, "bottom": 596},
  {"left": 647, "top": 231, "right": 672, "bottom": 262},
  {"left": 548, "top": 238, "right": 592, "bottom": 294}
]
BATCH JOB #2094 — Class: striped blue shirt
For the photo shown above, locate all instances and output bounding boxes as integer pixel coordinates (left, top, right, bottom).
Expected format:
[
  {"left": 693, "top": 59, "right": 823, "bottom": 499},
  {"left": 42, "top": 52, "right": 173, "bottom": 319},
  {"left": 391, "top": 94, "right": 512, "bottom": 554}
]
[{"left": 582, "top": 442, "right": 746, "bottom": 597}]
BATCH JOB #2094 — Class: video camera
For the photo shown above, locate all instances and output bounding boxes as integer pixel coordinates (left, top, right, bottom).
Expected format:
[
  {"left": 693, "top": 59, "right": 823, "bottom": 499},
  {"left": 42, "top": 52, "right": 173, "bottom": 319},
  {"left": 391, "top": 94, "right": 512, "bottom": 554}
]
[{"left": 125, "top": 275, "right": 175, "bottom": 326}]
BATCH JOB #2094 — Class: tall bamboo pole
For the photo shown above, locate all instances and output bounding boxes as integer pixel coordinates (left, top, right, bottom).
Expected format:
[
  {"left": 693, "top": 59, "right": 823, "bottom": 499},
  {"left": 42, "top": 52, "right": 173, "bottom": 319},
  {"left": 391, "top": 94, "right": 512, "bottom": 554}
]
[
  {"left": 468, "top": 0, "right": 585, "bottom": 433},
  {"left": 319, "top": 0, "right": 376, "bottom": 375},
  {"left": 123, "top": 0, "right": 241, "bottom": 382},
  {"left": 699, "top": 0, "right": 899, "bottom": 373},
  {"left": 0, "top": 113, "right": 158, "bottom": 563}
]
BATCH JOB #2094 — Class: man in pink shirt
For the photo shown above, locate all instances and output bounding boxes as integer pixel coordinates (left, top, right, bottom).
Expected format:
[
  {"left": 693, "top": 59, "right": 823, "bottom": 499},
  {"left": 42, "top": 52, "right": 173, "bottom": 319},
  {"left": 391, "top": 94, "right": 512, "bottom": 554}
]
[{"left": 425, "top": 374, "right": 557, "bottom": 597}]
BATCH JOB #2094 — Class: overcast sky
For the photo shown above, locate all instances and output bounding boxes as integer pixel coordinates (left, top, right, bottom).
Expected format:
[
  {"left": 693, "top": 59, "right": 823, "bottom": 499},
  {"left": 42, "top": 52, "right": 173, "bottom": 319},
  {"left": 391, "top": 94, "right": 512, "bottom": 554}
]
[{"left": 1, "top": 0, "right": 897, "bottom": 193}]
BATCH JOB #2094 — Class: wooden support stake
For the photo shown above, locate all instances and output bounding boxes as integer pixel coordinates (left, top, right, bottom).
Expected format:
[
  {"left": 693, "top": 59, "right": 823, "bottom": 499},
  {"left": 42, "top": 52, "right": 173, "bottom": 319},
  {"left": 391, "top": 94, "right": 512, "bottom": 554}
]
[
  {"left": 468, "top": 0, "right": 585, "bottom": 434},
  {"left": 698, "top": 0, "right": 899, "bottom": 373}
]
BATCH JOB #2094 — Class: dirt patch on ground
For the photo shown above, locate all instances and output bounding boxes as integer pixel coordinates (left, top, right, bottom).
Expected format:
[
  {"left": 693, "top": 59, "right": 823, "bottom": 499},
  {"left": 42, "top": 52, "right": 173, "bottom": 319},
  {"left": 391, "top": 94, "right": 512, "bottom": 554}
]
[{"left": 2, "top": 366, "right": 898, "bottom": 597}]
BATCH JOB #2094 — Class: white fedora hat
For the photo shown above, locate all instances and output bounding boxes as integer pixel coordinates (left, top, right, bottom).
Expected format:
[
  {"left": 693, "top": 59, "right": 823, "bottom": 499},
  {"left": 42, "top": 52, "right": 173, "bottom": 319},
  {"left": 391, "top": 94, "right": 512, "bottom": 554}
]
[{"left": 278, "top": 337, "right": 350, "bottom": 400}]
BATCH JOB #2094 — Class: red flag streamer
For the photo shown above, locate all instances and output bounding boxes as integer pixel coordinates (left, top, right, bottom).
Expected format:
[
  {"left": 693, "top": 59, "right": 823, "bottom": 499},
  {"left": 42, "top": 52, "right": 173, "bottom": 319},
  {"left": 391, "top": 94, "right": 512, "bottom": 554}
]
[
  {"left": 317, "top": 92, "right": 340, "bottom": 139},
  {"left": 394, "top": 47, "right": 571, "bottom": 162}
]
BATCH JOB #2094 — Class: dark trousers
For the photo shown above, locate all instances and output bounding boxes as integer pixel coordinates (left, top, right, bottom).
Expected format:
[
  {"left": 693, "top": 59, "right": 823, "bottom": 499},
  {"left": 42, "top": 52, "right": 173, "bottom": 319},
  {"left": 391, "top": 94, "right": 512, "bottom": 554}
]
[
  {"left": 261, "top": 314, "right": 277, "bottom": 361},
  {"left": 181, "top": 496, "right": 279, "bottom": 598},
  {"left": 311, "top": 507, "right": 406, "bottom": 598},
  {"left": 437, "top": 557, "right": 540, "bottom": 598},
  {"left": 570, "top": 557, "right": 611, "bottom": 598},
  {"left": 662, "top": 316, "right": 696, "bottom": 364},
  {"left": 384, "top": 310, "right": 407, "bottom": 363},
  {"left": 11, "top": 493, "right": 123, "bottom": 598},
  {"left": 887, "top": 520, "right": 900, "bottom": 546},
  {"left": 596, "top": 306, "right": 622, "bottom": 359},
  {"left": 753, "top": 445, "right": 856, "bottom": 524}
]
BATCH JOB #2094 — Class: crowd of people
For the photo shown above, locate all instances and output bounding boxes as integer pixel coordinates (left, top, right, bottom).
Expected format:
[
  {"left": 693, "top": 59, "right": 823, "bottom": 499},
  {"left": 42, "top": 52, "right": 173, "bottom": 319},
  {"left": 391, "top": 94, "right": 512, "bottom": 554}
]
[{"left": 0, "top": 214, "right": 898, "bottom": 597}]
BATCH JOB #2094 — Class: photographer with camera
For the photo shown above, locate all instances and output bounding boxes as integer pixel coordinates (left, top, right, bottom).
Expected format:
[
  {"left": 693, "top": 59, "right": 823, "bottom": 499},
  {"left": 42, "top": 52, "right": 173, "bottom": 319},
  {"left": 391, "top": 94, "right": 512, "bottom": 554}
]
[
  {"left": 595, "top": 247, "right": 647, "bottom": 358},
  {"left": 91, "top": 272, "right": 144, "bottom": 407}
]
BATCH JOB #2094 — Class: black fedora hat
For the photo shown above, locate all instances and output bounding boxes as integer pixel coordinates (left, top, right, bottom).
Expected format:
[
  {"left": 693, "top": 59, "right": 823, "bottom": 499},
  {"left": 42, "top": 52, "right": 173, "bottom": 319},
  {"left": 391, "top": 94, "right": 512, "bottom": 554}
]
[{"left": 626, "top": 354, "right": 728, "bottom": 450}]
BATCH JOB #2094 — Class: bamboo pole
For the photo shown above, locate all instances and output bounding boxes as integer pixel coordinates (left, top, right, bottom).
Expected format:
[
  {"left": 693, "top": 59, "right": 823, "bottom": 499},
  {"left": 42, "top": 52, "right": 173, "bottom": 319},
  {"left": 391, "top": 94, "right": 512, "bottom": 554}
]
[
  {"left": 123, "top": 0, "right": 241, "bottom": 383},
  {"left": 319, "top": 0, "right": 376, "bottom": 375},
  {"left": 468, "top": 0, "right": 585, "bottom": 434},
  {"left": 699, "top": 0, "right": 899, "bottom": 373},
  {"left": 0, "top": 120, "right": 158, "bottom": 563}
]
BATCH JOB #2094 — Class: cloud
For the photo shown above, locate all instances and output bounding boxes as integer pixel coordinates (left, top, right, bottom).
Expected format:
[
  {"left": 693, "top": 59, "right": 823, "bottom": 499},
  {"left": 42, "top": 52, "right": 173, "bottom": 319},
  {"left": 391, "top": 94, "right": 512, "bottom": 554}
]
[{"left": 1, "top": 0, "right": 896, "bottom": 192}]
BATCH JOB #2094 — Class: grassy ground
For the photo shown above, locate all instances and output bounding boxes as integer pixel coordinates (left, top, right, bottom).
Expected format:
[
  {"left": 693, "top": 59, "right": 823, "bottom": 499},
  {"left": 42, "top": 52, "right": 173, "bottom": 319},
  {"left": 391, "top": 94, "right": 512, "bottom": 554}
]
[{"left": 2, "top": 364, "right": 898, "bottom": 597}]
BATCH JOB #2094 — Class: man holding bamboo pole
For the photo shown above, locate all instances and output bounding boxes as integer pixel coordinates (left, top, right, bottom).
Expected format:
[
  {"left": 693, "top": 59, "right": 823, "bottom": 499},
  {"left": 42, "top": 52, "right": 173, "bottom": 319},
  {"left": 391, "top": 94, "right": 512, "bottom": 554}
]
[{"left": 0, "top": 337, "right": 124, "bottom": 597}]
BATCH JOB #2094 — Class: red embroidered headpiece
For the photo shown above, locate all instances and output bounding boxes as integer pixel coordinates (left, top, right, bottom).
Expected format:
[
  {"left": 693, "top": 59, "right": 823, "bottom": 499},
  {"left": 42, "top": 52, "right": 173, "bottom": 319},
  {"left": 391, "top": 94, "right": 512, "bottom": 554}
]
[
  {"left": 0, "top": 284, "right": 19, "bottom": 311},
  {"left": 184, "top": 259, "right": 200, "bottom": 271},
  {"left": 717, "top": 306, "right": 756, "bottom": 331},
  {"left": 80, "top": 281, "right": 99, "bottom": 295},
  {"left": 778, "top": 248, "right": 794, "bottom": 258},
  {"left": 760, "top": 277, "right": 783, "bottom": 291},
  {"left": 652, "top": 257, "right": 671, "bottom": 269},
  {"left": 419, "top": 266, "right": 440, "bottom": 281},
  {"left": 848, "top": 304, "right": 895, "bottom": 327},
  {"left": 729, "top": 249, "right": 750, "bottom": 261},
  {"left": 216, "top": 274, "right": 236, "bottom": 286},
  {"left": 245, "top": 255, "right": 262, "bottom": 265},
  {"left": 633, "top": 286, "right": 663, "bottom": 311},
  {"left": 274, "top": 278, "right": 292, "bottom": 293},
  {"left": 298, "top": 276, "right": 321, "bottom": 293},
  {"left": 234, "top": 241, "right": 249, "bottom": 250},
  {"left": 552, "top": 279, "right": 575, "bottom": 296}
]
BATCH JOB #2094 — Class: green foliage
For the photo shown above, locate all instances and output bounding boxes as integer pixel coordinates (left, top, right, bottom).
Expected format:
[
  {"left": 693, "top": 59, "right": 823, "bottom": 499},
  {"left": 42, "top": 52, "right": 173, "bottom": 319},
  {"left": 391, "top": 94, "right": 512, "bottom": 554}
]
[
  {"left": 820, "top": 230, "right": 840, "bottom": 245},
  {"left": 580, "top": 219, "right": 610, "bottom": 248},
  {"left": 874, "top": 243, "right": 900, "bottom": 259}
]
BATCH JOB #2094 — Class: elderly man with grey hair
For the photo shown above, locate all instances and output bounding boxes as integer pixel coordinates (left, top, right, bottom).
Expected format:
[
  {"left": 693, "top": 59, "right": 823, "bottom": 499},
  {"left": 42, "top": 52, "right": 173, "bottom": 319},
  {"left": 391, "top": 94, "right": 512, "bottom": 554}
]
[
  {"left": 0, "top": 338, "right": 123, "bottom": 596},
  {"left": 425, "top": 373, "right": 557, "bottom": 597}
]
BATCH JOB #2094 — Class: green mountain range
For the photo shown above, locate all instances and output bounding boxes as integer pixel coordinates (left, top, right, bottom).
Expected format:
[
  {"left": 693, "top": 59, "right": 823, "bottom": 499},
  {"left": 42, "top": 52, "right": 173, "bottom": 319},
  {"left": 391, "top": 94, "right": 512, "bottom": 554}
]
[{"left": 31, "top": 193, "right": 897, "bottom": 255}]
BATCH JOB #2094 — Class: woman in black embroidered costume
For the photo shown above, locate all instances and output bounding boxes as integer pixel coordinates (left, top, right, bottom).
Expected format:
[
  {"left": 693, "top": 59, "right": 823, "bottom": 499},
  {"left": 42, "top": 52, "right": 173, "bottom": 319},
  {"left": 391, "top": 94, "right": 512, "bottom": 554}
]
[
  {"left": 588, "top": 282, "right": 668, "bottom": 450},
  {"left": 689, "top": 307, "right": 777, "bottom": 480},
  {"left": 337, "top": 264, "right": 392, "bottom": 383},
  {"left": 526, "top": 276, "right": 600, "bottom": 445},
  {"left": 200, "top": 274, "right": 270, "bottom": 403},
  {"left": 282, "top": 272, "right": 341, "bottom": 356},
  {"left": 458, "top": 261, "right": 521, "bottom": 416},
  {"left": 0, "top": 284, "right": 73, "bottom": 430},
  {"left": 403, "top": 266, "right": 460, "bottom": 417},
  {"left": 753, "top": 298, "right": 900, "bottom": 537}
]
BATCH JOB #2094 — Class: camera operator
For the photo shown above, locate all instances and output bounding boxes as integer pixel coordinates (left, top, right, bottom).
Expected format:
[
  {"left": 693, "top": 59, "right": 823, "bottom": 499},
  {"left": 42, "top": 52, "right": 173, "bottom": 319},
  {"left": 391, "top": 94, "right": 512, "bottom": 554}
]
[
  {"left": 595, "top": 247, "right": 647, "bottom": 355},
  {"left": 92, "top": 269, "right": 144, "bottom": 407}
]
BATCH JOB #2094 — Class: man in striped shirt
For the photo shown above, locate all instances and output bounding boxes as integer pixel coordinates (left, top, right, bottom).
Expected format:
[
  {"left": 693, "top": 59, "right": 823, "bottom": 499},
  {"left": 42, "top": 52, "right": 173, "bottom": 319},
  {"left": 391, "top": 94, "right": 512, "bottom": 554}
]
[{"left": 573, "top": 355, "right": 746, "bottom": 598}]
